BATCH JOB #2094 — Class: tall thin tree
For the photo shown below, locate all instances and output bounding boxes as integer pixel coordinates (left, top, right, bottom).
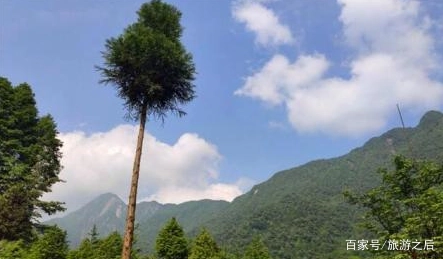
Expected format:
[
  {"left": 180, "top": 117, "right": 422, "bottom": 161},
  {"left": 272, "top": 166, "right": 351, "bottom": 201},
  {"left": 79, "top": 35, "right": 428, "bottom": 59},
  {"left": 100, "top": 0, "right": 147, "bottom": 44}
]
[{"left": 96, "top": 1, "right": 196, "bottom": 258}]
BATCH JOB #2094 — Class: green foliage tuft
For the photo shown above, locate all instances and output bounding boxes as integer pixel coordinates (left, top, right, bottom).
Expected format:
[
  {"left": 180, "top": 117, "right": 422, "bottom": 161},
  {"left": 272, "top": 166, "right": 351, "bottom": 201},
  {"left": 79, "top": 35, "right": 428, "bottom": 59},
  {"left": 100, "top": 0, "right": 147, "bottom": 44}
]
[
  {"left": 96, "top": 0, "right": 196, "bottom": 121},
  {"left": 0, "top": 239, "right": 27, "bottom": 258},
  {"left": 67, "top": 229, "right": 124, "bottom": 259},
  {"left": 345, "top": 156, "right": 443, "bottom": 258},
  {"left": 27, "top": 226, "right": 68, "bottom": 259},
  {"left": 242, "top": 236, "right": 271, "bottom": 259},
  {"left": 155, "top": 217, "right": 188, "bottom": 259},
  {"left": 189, "top": 228, "right": 220, "bottom": 259}
]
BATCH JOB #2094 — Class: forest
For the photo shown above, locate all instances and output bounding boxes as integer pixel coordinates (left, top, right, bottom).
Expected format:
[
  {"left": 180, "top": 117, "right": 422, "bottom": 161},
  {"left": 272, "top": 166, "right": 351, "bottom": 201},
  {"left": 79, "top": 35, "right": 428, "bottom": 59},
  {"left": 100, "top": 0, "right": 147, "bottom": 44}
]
[{"left": 0, "top": 217, "right": 271, "bottom": 259}]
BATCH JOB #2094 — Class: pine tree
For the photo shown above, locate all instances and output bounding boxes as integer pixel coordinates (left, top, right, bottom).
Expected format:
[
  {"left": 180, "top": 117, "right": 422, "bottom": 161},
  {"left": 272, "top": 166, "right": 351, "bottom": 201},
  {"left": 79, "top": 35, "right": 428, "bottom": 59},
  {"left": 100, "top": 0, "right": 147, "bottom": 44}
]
[
  {"left": 243, "top": 236, "right": 272, "bottom": 259},
  {"left": 155, "top": 217, "right": 188, "bottom": 259},
  {"left": 88, "top": 225, "right": 100, "bottom": 246},
  {"left": 67, "top": 225, "right": 102, "bottom": 259},
  {"left": 189, "top": 228, "right": 220, "bottom": 259},
  {"left": 27, "top": 226, "right": 69, "bottom": 259},
  {"left": 96, "top": 231, "right": 123, "bottom": 259},
  {"left": 0, "top": 77, "right": 64, "bottom": 241}
]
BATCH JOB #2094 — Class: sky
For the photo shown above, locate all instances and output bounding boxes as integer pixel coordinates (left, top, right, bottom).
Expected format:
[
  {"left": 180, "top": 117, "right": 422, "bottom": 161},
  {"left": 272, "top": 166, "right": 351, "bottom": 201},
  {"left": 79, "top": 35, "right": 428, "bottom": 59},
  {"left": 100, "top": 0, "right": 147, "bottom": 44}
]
[{"left": 1, "top": 0, "right": 443, "bottom": 217}]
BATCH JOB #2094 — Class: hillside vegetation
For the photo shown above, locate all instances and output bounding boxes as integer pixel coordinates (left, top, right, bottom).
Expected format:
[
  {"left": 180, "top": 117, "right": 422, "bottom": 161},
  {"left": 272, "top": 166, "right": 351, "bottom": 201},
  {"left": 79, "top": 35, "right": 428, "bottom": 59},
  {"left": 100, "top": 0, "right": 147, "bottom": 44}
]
[
  {"left": 203, "top": 111, "right": 443, "bottom": 258},
  {"left": 46, "top": 111, "right": 443, "bottom": 258}
]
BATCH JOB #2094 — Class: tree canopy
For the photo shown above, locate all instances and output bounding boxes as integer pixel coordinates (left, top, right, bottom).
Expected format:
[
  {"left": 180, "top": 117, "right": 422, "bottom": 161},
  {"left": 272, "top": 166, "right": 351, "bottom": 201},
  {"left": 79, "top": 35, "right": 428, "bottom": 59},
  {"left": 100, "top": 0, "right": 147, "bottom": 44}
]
[
  {"left": 96, "top": 0, "right": 196, "bottom": 121},
  {"left": 242, "top": 236, "right": 272, "bottom": 259},
  {"left": 27, "top": 226, "right": 69, "bottom": 259},
  {"left": 155, "top": 217, "right": 188, "bottom": 259},
  {"left": 67, "top": 230, "right": 124, "bottom": 259},
  {"left": 189, "top": 228, "right": 221, "bottom": 259},
  {"left": 345, "top": 156, "right": 443, "bottom": 258},
  {"left": 0, "top": 77, "right": 64, "bottom": 241}
]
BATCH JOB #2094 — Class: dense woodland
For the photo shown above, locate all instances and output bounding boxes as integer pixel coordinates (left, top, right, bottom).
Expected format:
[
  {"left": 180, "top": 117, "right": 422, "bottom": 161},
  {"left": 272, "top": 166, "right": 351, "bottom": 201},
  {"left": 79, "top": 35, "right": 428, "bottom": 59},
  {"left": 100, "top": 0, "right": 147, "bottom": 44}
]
[{"left": 0, "top": 217, "right": 273, "bottom": 259}]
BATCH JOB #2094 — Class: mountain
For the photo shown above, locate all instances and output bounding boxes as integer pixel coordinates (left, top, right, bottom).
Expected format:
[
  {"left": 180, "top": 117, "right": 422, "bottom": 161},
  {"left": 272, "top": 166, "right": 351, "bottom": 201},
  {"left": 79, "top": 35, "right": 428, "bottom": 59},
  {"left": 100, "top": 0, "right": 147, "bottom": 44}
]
[
  {"left": 136, "top": 199, "right": 230, "bottom": 251},
  {"left": 46, "top": 110, "right": 443, "bottom": 258},
  {"left": 45, "top": 193, "right": 126, "bottom": 247},
  {"left": 46, "top": 193, "right": 229, "bottom": 249},
  {"left": 203, "top": 110, "right": 443, "bottom": 258}
]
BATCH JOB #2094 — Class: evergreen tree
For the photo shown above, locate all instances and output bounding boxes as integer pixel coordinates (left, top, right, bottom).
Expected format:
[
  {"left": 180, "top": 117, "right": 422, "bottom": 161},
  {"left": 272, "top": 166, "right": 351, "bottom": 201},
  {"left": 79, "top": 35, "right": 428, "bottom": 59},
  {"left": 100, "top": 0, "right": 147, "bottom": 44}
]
[
  {"left": 26, "top": 226, "right": 68, "bottom": 259},
  {"left": 0, "top": 77, "right": 64, "bottom": 241},
  {"left": 67, "top": 225, "right": 101, "bottom": 259},
  {"left": 155, "top": 217, "right": 188, "bottom": 259},
  {"left": 189, "top": 228, "right": 220, "bottom": 259},
  {"left": 68, "top": 238, "right": 94, "bottom": 259},
  {"left": 242, "top": 236, "right": 271, "bottom": 259},
  {"left": 96, "top": 231, "right": 123, "bottom": 259},
  {"left": 67, "top": 230, "right": 145, "bottom": 259},
  {"left": 96, "top": 0, "right": 196, "bottom": 257},
  {"left": 88, "top": 224, "right": 100, "bottom": 246}
]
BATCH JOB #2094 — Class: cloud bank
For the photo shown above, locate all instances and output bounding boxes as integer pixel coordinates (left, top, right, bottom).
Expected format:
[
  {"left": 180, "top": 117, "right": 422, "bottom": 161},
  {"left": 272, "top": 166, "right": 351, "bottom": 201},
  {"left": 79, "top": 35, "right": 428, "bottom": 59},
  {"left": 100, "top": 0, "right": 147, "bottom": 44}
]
[
  {"left": 234, "top": 0, "right": 443, "bottom": 136},
  {"left": 44, "top": 125, "right": 246, "bottom": 213}
]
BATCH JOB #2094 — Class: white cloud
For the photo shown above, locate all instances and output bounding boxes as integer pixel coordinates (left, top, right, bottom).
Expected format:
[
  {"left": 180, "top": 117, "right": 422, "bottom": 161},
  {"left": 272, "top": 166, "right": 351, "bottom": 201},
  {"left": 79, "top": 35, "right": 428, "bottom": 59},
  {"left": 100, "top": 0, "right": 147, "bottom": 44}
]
[
  {"left": 338, "top": 0, "right": 435, "bottom": 69},
  {"left": 235, "top": 54, "right": 330, "bottom": 105},
  {"left": 232, "top": 1, "right": 294, "bottom": 47},
  {"left": 235, "top": 0, "right": 443, "bottom": 136},
  {"left": 146, "top": 183, "right": 243, "bottom": 204},
  {"left": 43, "top": 125, "right": 247, "bottom": 214}
]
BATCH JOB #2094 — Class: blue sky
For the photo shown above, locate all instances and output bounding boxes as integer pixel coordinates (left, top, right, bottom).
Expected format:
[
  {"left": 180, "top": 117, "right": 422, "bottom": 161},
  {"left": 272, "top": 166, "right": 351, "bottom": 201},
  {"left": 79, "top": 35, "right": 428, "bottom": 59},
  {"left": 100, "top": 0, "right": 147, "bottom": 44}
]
[{"left": 1, "top": 0, "right": 443, "bottom": 214}]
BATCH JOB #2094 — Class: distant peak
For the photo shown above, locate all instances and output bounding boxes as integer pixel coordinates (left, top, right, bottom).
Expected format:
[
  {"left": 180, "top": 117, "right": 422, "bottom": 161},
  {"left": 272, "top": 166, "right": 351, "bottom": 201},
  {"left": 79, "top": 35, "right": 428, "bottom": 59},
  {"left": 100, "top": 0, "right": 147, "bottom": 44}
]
[
  {"left": 97, "top": 192, "right": 120, "bottom": 200},
  {"left": 88, "top": 193, "right": 124, "bottom": 206},
  {"left": 139, "top": 200, "right": 162, "bottom": 206},
  {"left": 418, "top": 110, "right": 443, "bottom": 128}
]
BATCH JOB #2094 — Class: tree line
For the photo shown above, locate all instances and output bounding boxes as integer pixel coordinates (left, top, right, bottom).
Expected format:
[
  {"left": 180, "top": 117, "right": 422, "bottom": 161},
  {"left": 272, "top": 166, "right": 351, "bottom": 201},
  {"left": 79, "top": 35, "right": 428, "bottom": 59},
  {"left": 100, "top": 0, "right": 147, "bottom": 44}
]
[{"left": 0, "top": 217, "right": 272, "bottom": 259}]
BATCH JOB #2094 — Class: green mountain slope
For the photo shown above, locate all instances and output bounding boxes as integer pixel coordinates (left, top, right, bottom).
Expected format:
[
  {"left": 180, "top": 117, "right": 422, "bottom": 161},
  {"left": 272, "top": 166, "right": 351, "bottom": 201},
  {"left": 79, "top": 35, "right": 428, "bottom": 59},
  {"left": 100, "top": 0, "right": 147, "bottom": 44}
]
[
  {"left": 46, "top": 110, "right": 443, "bottom": 258},
  {"left": 137, "top": 199, "right": 230, "bottom": 251},
  {"left": 202, "top": 110, "right": 443, "bottom": 259},
  {"left": 46, "top": 194, "right": 229, "bottom": 249},
  {"left": 46, "top": 193, "right": 127, "bottom": 247}
]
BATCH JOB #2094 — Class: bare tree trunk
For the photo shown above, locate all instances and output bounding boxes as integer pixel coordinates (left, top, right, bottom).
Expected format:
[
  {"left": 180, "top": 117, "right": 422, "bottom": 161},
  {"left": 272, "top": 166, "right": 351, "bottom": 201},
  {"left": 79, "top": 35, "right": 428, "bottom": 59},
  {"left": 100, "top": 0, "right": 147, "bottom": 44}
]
[{"left": 121, "top": 105, "right": 147, "bottom": 259}]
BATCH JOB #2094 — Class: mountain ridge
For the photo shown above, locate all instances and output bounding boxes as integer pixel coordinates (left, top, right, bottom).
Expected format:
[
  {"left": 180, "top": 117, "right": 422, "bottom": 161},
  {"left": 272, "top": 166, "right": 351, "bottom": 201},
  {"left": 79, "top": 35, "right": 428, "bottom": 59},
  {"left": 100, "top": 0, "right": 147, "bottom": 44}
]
[
  {"left": 46, "top": 193, "right": 230, "bottom": 248},
  {"left": 46, "top": 110, "right": 443, "bottom": 258},
  {"left": 203, "top": 110, "right": 443, "bottom": 258}
]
